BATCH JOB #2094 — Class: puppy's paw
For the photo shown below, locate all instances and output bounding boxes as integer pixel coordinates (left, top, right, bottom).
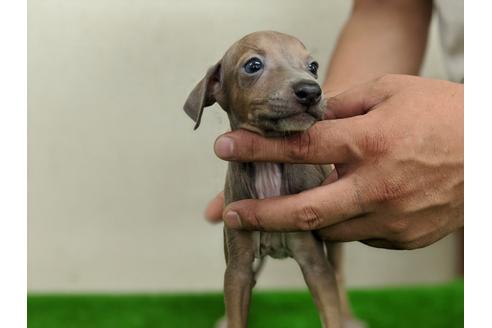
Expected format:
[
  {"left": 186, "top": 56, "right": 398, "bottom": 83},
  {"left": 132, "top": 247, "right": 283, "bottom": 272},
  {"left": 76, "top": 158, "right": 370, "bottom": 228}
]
[
  {"left": 344, "top": 318, "right": 367, "bottom": 328},
  {"left": 215, "top": 316, "right": 227, "bottom": 328}
]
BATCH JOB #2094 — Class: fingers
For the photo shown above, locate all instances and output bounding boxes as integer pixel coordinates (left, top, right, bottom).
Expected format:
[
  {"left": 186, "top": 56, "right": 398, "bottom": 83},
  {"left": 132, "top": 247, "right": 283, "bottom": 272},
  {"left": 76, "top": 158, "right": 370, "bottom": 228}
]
[
  {"left": 322, "top": 167, "right": 339, "bottom": 185},
  {"left": 317, "top": 212, "right": 434, "bottom": 250},
  {"left": 204, "top": 191, "right": 224, "bottom": 223},
  {"left": 213, "top": 76, "right": 399, "bottom": 164},
  {"left": 222, "top": 177, "right": 364, "bottom": 231},
  {"left": 324, "top": 75, "right": 396, "bottom": 119},
  {"left": 316, "top": 215, "right": 387, "bottom": 242},
  {"left": 214, "top": 118, "right": 367, "bottom": 164},
  {"left": 360, "top": 239, "right": 407, "bottom": 250}
]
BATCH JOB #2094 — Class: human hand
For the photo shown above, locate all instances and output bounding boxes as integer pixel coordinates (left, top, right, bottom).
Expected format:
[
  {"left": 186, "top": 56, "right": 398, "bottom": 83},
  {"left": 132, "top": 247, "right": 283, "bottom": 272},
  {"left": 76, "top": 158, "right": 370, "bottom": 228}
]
[{"left": 206, "top": 75, "right": 464, "bottom": 249}]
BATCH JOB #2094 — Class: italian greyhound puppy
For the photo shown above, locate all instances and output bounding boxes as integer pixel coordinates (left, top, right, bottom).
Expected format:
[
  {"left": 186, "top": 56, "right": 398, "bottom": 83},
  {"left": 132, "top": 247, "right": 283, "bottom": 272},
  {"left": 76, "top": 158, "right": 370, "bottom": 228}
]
[{"left": 184, "top": 31, "right": 362, "bottom": 328}]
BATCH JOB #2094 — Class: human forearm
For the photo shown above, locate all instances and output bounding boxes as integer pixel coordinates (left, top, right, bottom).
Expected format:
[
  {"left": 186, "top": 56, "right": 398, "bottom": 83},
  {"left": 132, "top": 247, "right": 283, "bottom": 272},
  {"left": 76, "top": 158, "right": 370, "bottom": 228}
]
[{"left": 323, "top": 0, "right": 432, "bottom": 96}]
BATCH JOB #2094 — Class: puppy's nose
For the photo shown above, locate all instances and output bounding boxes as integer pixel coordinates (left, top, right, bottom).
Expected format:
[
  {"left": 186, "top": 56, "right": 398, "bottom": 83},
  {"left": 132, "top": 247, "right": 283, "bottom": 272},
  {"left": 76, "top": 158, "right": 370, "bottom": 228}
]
[{"left": 293, "top": 80, "right": 322, "bottom": 106}]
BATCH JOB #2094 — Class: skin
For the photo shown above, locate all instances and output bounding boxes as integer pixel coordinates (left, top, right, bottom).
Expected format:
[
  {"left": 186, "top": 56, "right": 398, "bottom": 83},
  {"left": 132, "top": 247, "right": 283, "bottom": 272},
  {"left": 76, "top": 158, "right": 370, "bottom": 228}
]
[{"left": 206, "top": 0, "right": 464, "bottom": 250}]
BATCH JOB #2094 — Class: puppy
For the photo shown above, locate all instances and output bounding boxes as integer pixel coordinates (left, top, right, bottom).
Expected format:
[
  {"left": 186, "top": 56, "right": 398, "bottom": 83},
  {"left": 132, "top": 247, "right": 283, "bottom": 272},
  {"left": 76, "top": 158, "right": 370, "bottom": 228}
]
[{"left": 184, "top": 31, "right": 362, "bottom": 328}]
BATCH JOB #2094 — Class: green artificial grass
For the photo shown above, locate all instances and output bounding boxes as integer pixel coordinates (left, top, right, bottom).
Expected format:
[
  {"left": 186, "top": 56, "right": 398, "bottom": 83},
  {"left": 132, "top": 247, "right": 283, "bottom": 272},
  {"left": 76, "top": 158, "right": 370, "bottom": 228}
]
[{"left": 28, "top": 280, "right": 463, "bottom": 328}]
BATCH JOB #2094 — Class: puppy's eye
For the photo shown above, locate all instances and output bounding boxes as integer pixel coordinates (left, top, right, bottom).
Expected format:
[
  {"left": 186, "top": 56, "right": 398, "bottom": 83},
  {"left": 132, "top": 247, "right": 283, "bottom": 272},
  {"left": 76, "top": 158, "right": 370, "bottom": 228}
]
[
  {"left": 308, "top": 61, "right": 319, "bottom": 76},
  {"left": 244, "top": 57, "right": 263, "bottom": 74}
]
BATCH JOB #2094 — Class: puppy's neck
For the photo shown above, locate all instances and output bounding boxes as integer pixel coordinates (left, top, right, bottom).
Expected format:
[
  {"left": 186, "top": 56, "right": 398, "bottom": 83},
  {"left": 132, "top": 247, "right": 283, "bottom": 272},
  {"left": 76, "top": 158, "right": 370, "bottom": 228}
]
[
  {"left": 254, "top": 163, "right": 283, "bottom": 199},
  {"left": 227, "top": 124, "right": 284, "bottom": 199}
]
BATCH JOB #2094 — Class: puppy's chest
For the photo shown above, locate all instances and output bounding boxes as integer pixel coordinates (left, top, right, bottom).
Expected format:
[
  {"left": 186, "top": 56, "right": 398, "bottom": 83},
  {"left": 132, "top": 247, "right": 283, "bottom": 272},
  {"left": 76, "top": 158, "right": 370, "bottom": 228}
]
[{"left": 253, "top": 163, "right": 290, "bottom": 259}]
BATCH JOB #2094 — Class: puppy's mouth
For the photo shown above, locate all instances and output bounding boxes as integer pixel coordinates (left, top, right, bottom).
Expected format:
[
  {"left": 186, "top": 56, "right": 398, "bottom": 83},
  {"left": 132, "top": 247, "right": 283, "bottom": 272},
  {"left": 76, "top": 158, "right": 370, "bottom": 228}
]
[
  {"left": 247, "top": 104, "right": 323, "bottom": 137},
  {"left": 274, "top": 111, "right": 317, "bottom": 133}
]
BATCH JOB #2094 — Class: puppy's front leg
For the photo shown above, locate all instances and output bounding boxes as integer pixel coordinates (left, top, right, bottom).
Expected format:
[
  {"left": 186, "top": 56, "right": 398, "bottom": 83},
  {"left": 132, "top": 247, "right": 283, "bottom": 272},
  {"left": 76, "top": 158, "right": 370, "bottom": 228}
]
[
  {"left": 288, "top": 232, "right": 342, "bottom": 328},
  {"left": 223, "top": 228, "right": 256, "bottom": 328}
]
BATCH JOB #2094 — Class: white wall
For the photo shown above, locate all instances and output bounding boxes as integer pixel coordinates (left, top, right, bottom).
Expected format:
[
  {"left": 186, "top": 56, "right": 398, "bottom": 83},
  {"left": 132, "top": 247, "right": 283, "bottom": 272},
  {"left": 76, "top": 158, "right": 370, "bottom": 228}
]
[{"left": 28, "top": 0, "right": 455, "bottom": 292}]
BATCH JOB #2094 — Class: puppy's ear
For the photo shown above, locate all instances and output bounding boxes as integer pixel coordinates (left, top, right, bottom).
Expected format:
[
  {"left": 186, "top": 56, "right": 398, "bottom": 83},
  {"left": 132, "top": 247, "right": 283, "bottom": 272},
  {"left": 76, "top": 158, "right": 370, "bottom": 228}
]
[{"left": 183, "top": 61, "right": 221, "bottom": 130}]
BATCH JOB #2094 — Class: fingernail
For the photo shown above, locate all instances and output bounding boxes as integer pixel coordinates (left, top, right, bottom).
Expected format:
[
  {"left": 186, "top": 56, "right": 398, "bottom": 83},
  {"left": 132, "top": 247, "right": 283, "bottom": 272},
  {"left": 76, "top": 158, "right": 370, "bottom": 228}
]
[
  {"left": 214, "top": 136, "right": 234, "bottom": 159},
  {"left": 224, "top": 211, "right": 242, "bottom": 229}
]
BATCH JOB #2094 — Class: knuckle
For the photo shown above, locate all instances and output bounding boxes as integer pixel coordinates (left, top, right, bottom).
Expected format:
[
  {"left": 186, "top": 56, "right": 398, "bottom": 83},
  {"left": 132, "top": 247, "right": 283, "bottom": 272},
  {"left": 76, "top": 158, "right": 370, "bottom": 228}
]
[
  {"left": 347, "top": 174, "right": 370, "bottom": 214},
  {"left": 384, "top": 221, "right": 426, "bottom": 250},
  {"left": 376, "top": 73, "right": 397, "bottom": 85},
  {"left": 295, "top": 205, "right": 323, "bottom": 231},
  {"left": 250, "top": 211, "right": 265, "bottom": 230},
  {"left": 392, "top": 238, "right": 421, "bottom": 250},
  {"left": 393, "top": 229, "right": 430, "bottom": 250},
  {"left": 385, "top": 218, "right": 411, "bottom": 235},
  {"left": 284, "top": 130, "right": 313, "bottom": 162},
  {"left": 369, "top": 178, "right": 405, "bottom": 204},
  {"left": 357, "top": 129, "right": 390, "bottom": 157},
  {"left": 372, "top": 74, "right": 399, "bottom": 98}
]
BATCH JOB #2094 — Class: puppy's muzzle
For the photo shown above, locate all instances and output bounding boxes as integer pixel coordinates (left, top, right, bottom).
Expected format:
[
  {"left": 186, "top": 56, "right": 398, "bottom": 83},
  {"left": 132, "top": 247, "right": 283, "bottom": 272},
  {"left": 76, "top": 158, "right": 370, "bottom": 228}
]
[{"left": 293, "top": 80, "right": 322, "bottom": 106}]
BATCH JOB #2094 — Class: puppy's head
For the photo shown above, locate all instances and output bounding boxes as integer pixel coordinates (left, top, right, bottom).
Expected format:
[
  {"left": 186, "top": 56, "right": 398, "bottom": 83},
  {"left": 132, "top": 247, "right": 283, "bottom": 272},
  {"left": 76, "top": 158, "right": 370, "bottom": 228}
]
[{"left": 184, "top": 31, "right": 325, "bottom": 137}]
